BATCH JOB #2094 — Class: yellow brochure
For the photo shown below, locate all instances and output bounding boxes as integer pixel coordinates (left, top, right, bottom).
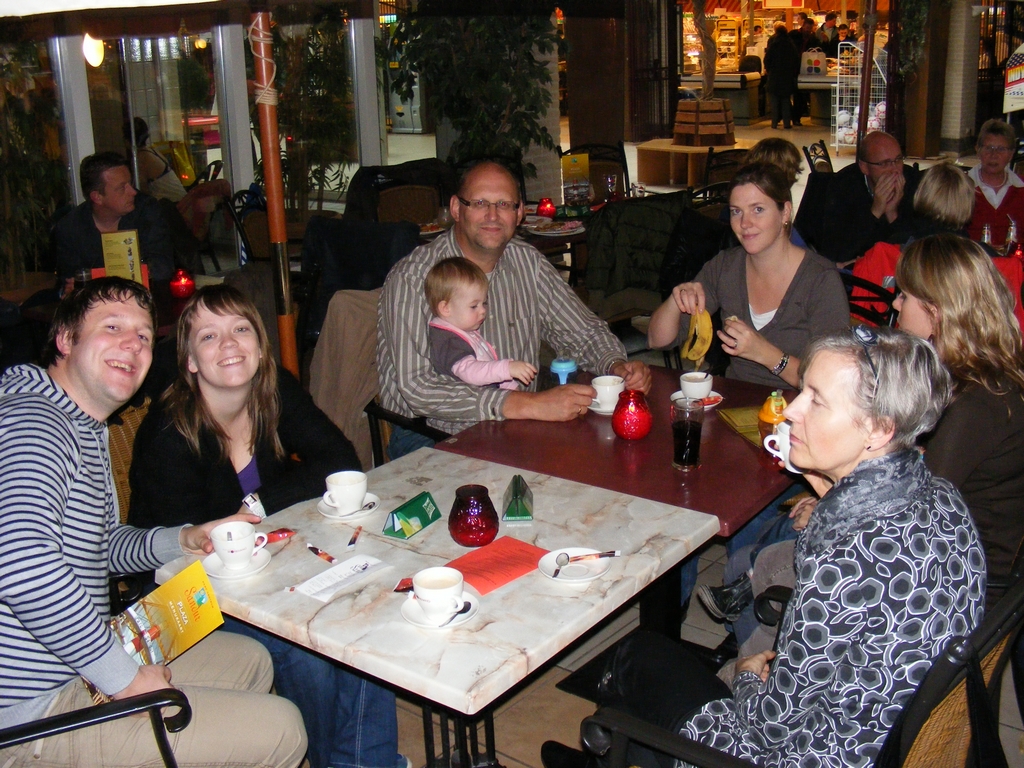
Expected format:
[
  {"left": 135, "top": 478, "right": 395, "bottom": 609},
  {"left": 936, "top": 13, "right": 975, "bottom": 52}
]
[{"left": 101, "top": 230, "right": 142, "bottom": 284}]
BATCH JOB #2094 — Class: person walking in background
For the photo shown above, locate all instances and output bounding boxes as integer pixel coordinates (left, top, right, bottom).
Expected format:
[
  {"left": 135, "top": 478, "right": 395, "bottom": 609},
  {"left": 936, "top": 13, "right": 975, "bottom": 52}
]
[{"left": 764, "top": 24, "right": 800, "bottom": 130}]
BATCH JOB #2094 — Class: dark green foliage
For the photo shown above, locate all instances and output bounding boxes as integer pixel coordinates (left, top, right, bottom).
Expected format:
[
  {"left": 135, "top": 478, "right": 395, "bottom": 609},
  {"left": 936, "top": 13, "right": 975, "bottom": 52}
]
[
  {"left": 0, "top": 41, "right": 68, "bottom": 288},
  {"left": 389, "top": 11, "right": 563, "bottom": 176}
]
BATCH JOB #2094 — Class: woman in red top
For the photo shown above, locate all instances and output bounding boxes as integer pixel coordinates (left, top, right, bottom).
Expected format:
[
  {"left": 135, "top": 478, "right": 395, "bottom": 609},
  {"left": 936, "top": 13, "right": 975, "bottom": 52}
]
[{"left": 967, "top": 118, "right": 1024, "bottom": 246}]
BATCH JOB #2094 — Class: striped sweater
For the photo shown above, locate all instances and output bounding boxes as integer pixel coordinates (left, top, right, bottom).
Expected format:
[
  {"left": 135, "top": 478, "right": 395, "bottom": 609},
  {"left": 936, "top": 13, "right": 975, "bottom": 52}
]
[
  {"left": 377, "top": 229, "right": 628, "bottom": 434},
  {"left": 0, "top": 365, "right": 183, "bottom": 728}
]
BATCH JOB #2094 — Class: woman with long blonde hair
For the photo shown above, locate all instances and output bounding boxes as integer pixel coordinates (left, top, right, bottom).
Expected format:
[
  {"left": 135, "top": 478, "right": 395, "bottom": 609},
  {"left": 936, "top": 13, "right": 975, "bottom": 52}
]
[{"left": 896, "top": 232, "right": 1024, "bottom": 605}]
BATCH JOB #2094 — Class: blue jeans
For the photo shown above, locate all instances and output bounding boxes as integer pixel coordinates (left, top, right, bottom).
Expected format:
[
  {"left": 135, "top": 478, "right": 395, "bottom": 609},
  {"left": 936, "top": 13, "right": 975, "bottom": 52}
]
[
  {"left": 681, "top": 483, "right": 805, "bottom": 608},
  {"left": 222, "top": 617, "right": 399, "bottom": 768},
  {"left": 387, "top": 425, "right": 435, "bottom": 460}
]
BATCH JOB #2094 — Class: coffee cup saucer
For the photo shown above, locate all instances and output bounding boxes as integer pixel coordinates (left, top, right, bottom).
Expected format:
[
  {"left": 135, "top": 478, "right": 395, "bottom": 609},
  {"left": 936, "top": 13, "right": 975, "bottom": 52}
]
[
  {"left": 670, "top": 390, "right": 724, "bottom": 409},
  {"left": 538, "top": 547, "right": 610, "bottom": 583},
  {"left": 402, "top": 593, "right": 479, "bottom": 629},
  {"left": 588, "top": 400, "right": 616, "bottom": 416},
  {"left": 318, "top": 493, "right": 380, "bottom": 520},
  {"left": 204, "top": 548, "right": 271, "bottom": 580}
]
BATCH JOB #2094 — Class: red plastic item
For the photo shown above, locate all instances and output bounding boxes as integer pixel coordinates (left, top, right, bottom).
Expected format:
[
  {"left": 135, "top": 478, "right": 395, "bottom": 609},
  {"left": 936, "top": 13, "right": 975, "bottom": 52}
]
[
  {"left": 448, "top": 484, "right": 499, "bottom": 547},
  {"left": 169, "top": 269, "right": 196, "bottom": 299},
  {"left": 612, "top": 390, "right": 653, "bottom": 440},
  {"left": 266, "top": 528, "right": 295, "bottom": 544},
  {"left": 537, "top": 197, "right": 557, "bottom": 218}
]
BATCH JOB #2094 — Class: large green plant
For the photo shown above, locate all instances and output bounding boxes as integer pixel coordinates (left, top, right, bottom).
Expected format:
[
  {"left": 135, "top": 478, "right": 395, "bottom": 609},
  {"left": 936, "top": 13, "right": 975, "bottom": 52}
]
[
  {"left": 0, "top": 40, "right": 67, "bottom": 290},
  {"left": 389, "top": 10, "right": 562, "bottom": 176},
  {"left": 250, "top": 5, "right": 357, "bottom": 217}
]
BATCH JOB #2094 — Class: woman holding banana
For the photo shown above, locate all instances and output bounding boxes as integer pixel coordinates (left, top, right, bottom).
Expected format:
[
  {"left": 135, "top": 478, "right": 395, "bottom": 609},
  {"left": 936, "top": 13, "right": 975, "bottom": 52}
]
[{"left": 648, "top": 163, "right": 849, "bottom": 388}]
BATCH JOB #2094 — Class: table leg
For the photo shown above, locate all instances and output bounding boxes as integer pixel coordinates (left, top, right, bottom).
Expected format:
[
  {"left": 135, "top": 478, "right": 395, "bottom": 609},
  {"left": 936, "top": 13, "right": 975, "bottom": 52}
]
[
  {"left": 638, "top": 561, "right": 683, "bottom": 639},
  {"left": 421, "top": 704, "right": 503, "bottom": 768}
]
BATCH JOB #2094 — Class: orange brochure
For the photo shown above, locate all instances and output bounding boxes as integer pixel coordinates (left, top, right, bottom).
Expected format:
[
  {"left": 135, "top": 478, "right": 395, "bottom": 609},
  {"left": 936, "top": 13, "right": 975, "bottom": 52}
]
[{"left": 447, "top": 536, "right": 549, "bottom": 595}]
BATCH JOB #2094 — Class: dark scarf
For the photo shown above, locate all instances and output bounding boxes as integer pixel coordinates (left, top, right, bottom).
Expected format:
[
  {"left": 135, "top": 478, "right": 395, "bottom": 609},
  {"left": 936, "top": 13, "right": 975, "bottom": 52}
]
[{"left": 797, "top": 449, "right": 929, "bottom": 558}]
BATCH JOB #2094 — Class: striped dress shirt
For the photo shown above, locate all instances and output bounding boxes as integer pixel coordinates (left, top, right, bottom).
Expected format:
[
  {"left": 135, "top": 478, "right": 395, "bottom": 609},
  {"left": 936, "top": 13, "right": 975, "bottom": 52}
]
[
  {"left": 377, "top": 230, "right": 627, "bottom": 434},
  {"left": 0, "top": 365, "right": 182, "bottom": 727}
]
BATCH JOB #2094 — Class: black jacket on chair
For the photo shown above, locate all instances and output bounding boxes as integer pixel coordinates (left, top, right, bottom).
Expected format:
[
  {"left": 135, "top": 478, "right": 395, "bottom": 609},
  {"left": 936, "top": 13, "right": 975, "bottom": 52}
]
[{"left": 128, "top": 367, "right": 361, "bottom": 529}]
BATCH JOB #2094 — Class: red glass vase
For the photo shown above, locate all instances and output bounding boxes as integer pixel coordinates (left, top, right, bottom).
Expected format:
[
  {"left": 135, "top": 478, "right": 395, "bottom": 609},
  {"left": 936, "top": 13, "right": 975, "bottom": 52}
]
[
  {"left": 612, "top": 390, "right": 652, "bottom": 440},
  {"left": 448, "top": 485, "right": 499, "bottom": 547}
]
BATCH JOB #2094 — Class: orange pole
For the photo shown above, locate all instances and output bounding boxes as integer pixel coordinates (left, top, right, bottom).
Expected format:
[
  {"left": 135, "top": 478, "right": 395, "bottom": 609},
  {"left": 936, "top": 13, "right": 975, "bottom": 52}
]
[{"left": 250, "top": 10, "right": 299, "bottom": 377}]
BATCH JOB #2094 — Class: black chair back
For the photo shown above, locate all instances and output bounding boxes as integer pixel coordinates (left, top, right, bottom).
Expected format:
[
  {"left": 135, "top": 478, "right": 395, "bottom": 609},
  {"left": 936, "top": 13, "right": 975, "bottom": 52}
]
[
  {"left": 558, "top": 142, "right": 630, "bottom": 202},
  {"left": 803, "top": 140, "right": 834, "bottom": 174},
  {"left": 841, "top": 271, "right": 898, "bottom": 327},
  {"left": 703, "top": 147, "right": 749, "bottom": 187}
]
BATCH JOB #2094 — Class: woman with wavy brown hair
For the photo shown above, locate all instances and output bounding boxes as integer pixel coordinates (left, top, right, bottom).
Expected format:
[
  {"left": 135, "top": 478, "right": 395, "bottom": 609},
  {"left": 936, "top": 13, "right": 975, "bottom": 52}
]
[
  {"left": 128, "top": 285, "right": 403, "bottom": 768},
  {"left": 896, "top": 232, "right": 1024, "bottom": 605}
]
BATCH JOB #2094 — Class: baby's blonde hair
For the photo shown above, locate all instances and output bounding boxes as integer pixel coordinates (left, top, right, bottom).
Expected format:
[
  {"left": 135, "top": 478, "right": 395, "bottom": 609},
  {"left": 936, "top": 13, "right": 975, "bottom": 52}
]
[{"left": 425, "top": 257, "right": 489, "bottom": 316}]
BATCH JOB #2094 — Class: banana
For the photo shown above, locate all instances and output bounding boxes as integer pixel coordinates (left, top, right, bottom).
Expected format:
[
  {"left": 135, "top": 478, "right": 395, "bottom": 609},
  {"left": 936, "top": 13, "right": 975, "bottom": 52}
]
[{"left": 680, "top": 310, "right": 713, "bottom": 370}]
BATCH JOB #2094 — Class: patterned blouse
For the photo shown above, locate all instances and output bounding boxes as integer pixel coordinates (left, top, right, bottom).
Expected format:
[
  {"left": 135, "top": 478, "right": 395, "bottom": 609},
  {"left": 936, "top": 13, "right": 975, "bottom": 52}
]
[{"left": 684, "top": 449, "right": 986, "bottom": 767}]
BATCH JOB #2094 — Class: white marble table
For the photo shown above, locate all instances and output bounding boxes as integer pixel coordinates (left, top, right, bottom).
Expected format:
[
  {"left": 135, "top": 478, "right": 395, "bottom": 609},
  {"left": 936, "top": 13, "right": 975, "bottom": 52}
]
[{"left": 158, "top": 448, "right": 719, "bottom": 716}]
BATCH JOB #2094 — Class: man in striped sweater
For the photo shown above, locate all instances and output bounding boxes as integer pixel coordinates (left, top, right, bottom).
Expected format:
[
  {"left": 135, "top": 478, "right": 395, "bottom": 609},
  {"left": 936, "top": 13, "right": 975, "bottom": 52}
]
[
  {"left": 0, "top": 278, "right": 306, "bottom": 767},
  {"left": 378, "top": 161, "right": 652, "bottom": 456}
]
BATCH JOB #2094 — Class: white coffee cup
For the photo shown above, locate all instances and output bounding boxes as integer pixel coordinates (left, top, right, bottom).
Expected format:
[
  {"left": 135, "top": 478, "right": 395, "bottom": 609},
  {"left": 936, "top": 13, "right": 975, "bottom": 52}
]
[
  {"left": 412, "top": 566, "right": 466, "bottom": 626},
  {"left": 680, "top": 371, "right": 713, "bottom": 399},
  {"left": 324, "top": 471, "right": 368, "bottom": 514},
  {"left": 763, "top": 422, "right": 803, "bottom": 474},
  {"left": 211, "top": 521, "right": 269, "bottom": 571},
  {"left": 592, "top": 375, "right": 625, "bottom": 410}
]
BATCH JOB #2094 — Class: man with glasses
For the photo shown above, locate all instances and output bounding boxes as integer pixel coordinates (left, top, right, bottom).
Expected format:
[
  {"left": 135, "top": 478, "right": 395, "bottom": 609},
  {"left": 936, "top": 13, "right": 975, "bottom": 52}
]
[
  {"left": 967, "top": 118, "right": 1024, "bottom": 246},
  {"left": 378, "top": 161, "right": 651, "bottom": 458},
  {"left": 795, "top": 130, "right": 922, "bottom": 265}
]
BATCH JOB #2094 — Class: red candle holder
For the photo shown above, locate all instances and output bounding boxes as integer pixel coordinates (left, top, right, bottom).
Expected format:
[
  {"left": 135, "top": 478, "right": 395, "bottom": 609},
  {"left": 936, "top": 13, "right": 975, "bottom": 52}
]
[
  {"left": 169, "top": 269, "right": 196, "bottom": 299},
  {"left": 612, "top": 390, "right": 653, "bottom": 440},
  {"left": 448, "top": 485, "right": 499, "bottom": 547},
  {"left": 537, "top": 197, "right": 557, "bottom": 218}
]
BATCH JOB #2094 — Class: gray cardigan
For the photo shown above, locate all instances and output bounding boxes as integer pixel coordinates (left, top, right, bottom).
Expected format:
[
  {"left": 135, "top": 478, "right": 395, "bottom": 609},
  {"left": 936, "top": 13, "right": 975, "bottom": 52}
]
[{"left": 689, "top": 246, "right": 849, "bottom": 387}]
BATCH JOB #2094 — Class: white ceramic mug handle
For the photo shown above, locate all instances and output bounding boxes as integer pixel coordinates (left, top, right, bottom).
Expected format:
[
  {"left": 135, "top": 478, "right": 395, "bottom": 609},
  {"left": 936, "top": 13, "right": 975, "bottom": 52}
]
[
  {"left": 763, "top": 434, "right": 783, "bottom": 459},
  {"left": 252, "top": 533, "right": 268, "bottom": 554}
]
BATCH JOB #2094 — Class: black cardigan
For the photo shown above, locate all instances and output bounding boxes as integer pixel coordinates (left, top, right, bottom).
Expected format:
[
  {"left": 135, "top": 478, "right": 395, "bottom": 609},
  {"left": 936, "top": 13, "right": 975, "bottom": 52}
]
[{"left": 127, "top": 368, "right": 361, "bottom": 529}]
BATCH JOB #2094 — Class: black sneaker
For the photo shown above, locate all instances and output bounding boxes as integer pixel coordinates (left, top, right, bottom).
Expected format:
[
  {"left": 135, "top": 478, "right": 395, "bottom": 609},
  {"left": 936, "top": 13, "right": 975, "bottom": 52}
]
[{"left": 696, "top": 573, "right": 753, "bottom": 622}]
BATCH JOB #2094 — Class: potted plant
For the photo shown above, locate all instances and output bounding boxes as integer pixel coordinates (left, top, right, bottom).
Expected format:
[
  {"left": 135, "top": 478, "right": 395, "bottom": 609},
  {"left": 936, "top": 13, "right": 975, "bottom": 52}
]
[
  {"left": 389, "top": 5, "right": 563, "bottom": 177},
  {"left": 0, "top": 39, "right": 68, "bottom": 292}
]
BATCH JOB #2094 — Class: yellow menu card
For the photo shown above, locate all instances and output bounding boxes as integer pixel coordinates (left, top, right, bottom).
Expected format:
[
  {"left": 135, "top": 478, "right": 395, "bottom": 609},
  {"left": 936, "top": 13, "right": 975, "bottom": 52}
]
[
  {"left": 101, "top": 229, "right": 142, "bottom": 284},
  {"left": 108, "top": 560, "right": 223, "bottom": 666}
]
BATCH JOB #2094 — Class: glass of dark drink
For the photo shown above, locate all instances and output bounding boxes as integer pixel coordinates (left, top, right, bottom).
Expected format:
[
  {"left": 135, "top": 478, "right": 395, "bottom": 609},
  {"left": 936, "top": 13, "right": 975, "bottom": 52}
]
[{"left": 671, "top": 395, "right": 704, "bottom": 470}]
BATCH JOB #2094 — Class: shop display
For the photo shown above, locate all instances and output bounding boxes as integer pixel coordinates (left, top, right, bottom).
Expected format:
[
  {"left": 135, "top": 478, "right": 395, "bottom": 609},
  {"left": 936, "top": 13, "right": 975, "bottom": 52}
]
[{"left": 832, "top": 41, "right": 889, "bottom": 150}]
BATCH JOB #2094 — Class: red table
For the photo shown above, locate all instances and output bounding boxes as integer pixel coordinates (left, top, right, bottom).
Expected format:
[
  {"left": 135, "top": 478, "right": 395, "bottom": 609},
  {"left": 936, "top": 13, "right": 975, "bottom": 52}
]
[{"left": 437, "top": 366, "right": 795, "bottom": 537}]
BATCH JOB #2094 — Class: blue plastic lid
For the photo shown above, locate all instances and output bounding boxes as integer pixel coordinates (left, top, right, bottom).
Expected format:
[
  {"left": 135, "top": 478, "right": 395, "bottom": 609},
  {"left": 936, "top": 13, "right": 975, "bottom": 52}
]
[{"left": 550, "top": 358, "right": 578, "bottom": 374}]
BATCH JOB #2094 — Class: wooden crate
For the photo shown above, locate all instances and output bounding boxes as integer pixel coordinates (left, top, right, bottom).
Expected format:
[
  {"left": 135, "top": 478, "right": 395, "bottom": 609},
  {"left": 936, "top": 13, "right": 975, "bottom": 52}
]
[{"left": 673, "top": 98, "right": 735, "bottom": 146}]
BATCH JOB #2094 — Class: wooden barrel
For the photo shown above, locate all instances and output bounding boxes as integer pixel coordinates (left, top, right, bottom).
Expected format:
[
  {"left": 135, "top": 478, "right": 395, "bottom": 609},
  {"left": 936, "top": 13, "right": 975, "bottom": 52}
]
[{"left": 673, "top": 98, "right": 736, "bottom": 147}]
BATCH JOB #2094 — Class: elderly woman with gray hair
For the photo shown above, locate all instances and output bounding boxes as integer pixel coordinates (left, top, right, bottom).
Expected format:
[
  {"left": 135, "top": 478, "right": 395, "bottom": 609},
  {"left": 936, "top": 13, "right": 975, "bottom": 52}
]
[{"left": 545, "top": 327, "right": 985, "bottom": 768}]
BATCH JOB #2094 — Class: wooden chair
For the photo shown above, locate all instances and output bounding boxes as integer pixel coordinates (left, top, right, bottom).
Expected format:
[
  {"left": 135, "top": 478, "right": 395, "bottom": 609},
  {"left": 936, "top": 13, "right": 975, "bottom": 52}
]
[
  {"left": 579, "top": 575, "right": 1024, "bottom": 768},
  {"left": 0, "top": 690, "right": 192, "bottom": 768},
  {"left": 376, "top": 184, "right": 441, "bottom": 225},
  {"left": 803, "top": 139, "right": 834, "bottom": 174},
  {"left": 558, "top": 142, "right": 630, "bottom": 203},
  {"left": 702, "top": 147, "right": 748, "bottom": 187}
]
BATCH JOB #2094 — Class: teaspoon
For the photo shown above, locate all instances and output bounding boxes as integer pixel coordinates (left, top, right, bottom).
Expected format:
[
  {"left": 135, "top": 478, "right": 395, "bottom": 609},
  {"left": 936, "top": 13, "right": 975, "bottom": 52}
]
[{"left": 552, "top": 552, "right": 570, "bottom": 579}]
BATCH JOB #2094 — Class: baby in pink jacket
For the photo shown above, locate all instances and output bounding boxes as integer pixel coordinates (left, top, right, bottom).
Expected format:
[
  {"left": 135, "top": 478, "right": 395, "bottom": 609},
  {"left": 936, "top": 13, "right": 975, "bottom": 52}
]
[{"left": 425, "top": 257, "right": 536, "bottom": 390}]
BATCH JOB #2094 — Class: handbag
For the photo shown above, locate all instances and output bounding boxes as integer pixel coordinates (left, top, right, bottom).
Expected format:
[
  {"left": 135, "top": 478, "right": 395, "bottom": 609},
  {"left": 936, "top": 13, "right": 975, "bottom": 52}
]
[{"left": 802, "top": 48, "right": 826, "bottom": 75}]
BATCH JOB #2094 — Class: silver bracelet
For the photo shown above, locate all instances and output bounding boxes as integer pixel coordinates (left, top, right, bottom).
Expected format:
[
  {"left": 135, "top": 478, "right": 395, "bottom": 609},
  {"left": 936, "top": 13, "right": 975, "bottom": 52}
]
[{"left": 771, "top": 353, "right": 790, "bottom": 377}]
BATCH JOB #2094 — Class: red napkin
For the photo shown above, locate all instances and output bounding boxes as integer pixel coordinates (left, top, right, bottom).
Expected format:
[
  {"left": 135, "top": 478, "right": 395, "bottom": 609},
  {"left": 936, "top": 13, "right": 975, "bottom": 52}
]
[{"left": 446, "top": 536, "right": 549, "bottom": 595}]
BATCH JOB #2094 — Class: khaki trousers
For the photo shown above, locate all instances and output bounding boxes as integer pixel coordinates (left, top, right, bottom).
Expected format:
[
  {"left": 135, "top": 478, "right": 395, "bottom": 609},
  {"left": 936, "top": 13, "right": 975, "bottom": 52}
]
[{"left": 0, "top": 632, "right": 307, "bottom": 768}]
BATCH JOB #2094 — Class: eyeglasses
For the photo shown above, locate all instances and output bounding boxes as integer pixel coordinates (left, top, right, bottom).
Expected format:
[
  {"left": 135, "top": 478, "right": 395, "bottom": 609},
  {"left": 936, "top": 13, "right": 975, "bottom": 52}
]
[
  {"left": 861, "top": 156, "right": 905, "bottom": 169},
  {"left": 979, "top": 145, "right": 1013, "bottom": 155},
  {"left": 457, "top": 196, "right": 520, "bottom": 213},
  {"left": 853, "top": 325, "right": 880, "bottom": 386}
]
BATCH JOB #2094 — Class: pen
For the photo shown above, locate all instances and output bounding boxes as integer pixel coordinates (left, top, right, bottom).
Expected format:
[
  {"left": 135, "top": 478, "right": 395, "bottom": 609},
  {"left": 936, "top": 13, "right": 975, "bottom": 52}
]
[
  {"left": 569, "top": 550, "right": 621, "bottom": 563},
  {"left": 307, "top": 544, "right": 337, "bottom": 564},
  {"left": 347, "top": 526, "right": 362, "bottom": 550}
]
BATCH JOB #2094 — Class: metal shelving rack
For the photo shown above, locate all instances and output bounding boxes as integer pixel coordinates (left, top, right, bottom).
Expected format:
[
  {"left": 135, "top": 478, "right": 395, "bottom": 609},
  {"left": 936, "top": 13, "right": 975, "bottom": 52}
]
[{"left": 832, "top": 42, "right": 888, "bottom": 151}]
